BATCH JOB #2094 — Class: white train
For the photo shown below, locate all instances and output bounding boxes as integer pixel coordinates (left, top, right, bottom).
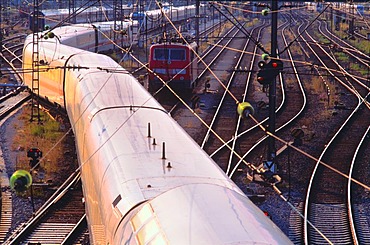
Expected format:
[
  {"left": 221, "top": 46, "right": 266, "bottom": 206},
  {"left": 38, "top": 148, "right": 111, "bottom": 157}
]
[
  {"left": 22, "top": 24, "right": 292, "bottom": 244},
  {"left": 41, "top": 5, "right": 133, "bottom": 28},
  {"left": 130, "top": 4, "right": 208, "bottom": 31},
  {"left": 43, "top": 21, "right": 135, "bottom": 52},
  {"left": 40, "top": 4, "right": 207, "bottom": 34}
]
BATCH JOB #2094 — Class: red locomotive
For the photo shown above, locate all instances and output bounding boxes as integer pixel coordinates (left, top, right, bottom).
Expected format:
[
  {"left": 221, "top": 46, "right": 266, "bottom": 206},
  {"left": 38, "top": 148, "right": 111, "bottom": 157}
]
[{"left": 148, "top": 41, "right": 198, "bottom": 94}]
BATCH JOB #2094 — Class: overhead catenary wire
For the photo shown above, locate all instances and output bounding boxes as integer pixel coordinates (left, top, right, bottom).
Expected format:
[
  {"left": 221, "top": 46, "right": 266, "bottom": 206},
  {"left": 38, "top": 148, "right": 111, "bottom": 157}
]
[
  {"left": 141, "top": 1, "right": 370, "bottom": 193},
  {"left": 279, "top": 3, "right": 332, "bottom": 55},
  {"left": 42, "top": 0, "right": 101, "bottom": 32},
  {"left": 25, "top": 1, "right": 369, "bottom": 181},
  {"left": 28, "top": 0, "right": 256, "bottom": 176},
  {"left": 144, "top": 5, "right": 370, "bottom": 242},
  {"left": 206, "top": 42, "right": 370, "bottom": 89},
  {"left": 210, "top": 2, "right": 269, "bottom": 55},
  {"left": 247, "top": 112, "right": 370, "bottom": 192},
  {"left": 153, "top": 0, "right": 241, "bottom": 104},
  {"left": 12, "top": 3, "right": 370, "bottom": 242}
]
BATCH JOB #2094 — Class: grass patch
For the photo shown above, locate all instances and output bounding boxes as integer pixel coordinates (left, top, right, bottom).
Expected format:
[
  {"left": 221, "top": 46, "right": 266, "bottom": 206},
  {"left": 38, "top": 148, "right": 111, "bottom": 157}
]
[
  {"left": 10, "top": 105, "right": 76, "bottom": 195},
  {"left": 335, "top": 52, "right": 349, "bottom": 62}
]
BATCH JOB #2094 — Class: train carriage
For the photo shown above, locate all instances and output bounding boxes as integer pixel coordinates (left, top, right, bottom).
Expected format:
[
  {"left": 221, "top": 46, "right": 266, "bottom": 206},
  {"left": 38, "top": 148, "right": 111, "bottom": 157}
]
[
  {"left": 130, "top": 4, "right": 207, "bottom": 32},
  {"left": 20, "top": 8, "right": 293, "bottom": 243},
  {"left": 148, "top": 41, "right": 198, "bottom": 94}
]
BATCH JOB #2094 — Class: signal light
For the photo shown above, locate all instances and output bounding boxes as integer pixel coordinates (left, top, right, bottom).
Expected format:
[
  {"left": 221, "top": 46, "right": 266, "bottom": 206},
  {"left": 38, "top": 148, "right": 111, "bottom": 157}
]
[
  {"left": 257, "top": 74, "right": 265, "bottom": 82},
  {"left": 27, "top": 148, "right": 42, "bottom": 169},
  {"left": 257, "top": 70, "right": 270, "bottom": 85},
  {"left": 27, "top": 148, "right": 42, "bottom": 159},
  {"left": 256, "top": 59, "right": 283, "bottom": 85},
  {"left": 258, "top": 61, "right": 266, "bottom": 69},
  {"left": 269, "top": 59, "right": 283, "bottom": 70}
]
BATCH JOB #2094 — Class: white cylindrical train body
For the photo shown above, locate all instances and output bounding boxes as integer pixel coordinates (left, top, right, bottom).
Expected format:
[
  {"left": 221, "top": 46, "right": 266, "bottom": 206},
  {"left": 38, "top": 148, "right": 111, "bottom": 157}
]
[
  {"left": 42, "top": 6, "right": 116, "bottom": 28},
  {"left": 43, "top": 22, "right": 133, "bottom": 52},
  {"left": 22, "top": 31, "right": 292, "bottom": 244},
  {"left": 131, "top": 4, "right": 206, "bottom": 31}
]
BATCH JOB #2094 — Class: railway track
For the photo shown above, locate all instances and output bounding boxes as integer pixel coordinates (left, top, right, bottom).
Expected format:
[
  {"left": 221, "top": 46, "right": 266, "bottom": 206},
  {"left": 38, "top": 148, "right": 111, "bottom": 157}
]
[
  {"left": 4, "top": 171, "right": 88, "bottom": 244},
  {"left": 350, "top": 126, "right": 370, "bottom": 244},
  {"left": 1, "top": 4, "right": 368, "bottom": 244},
  {"left": 318, "top": 20, "right": 370, "bottom": 73},
  {"left": 0, "top": 90, "right": 30, "bottom": 243},
  {"left": 200, "top": 20, "right": 268, "bottom": 173},
  {"left": 169, "top": 13, "right": 309, "bottom": 197},
  {"left": 0, "top": 16, "right": 229, "bottom": 244},
  {"left": 0, "top": 35, "right": 26, "bottom": 83},
  {"left": 0, "top": 92, "right": 87, "bottom": 243},
  {"left": 291, "top": 13, "right": 370, "bottom": 244},
  {"left": 0, "top": 89, "right": 30, "bottom": 119},
  {"left": 204, "top": 16, "right": 308, "bottom": 185}
]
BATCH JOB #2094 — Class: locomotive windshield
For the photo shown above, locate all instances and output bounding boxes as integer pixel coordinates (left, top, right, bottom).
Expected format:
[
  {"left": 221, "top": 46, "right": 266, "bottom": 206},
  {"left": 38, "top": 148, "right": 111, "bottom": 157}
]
[
  {"left": 154, "top": 49, "right": 169, "bottom": 60},
  {"left": 170, "top": 49, "right": 186, "bottom": 60},
  {"left": 154, "top": 48, "right": 186, "bottom": 61}
]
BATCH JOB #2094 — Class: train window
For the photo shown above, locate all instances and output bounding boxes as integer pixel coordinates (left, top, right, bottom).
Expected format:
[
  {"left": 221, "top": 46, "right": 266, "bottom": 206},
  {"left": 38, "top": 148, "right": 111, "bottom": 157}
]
[
  {"left": 170, "top": 49, "right": 186, "bottom": 60},
  {"left": 154, "top": 49, "right": 169, "bottom": 60},
  {"left": 171, "top": 69, "right": 186, "bottom": 74},
  {"left": 153, "top": 68, "right": 166, "bottom": 74}
]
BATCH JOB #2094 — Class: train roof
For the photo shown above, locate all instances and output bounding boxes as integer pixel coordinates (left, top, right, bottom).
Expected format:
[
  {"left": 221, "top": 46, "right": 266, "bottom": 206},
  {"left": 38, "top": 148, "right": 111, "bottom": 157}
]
[
  {"left": 46, "top": 20, "right": 133, "bottom": 37},
  {"left": 42, "top": 6, "right": 112, "bottom": 16},
  {"left": 131, "top": 4, "right": 198, "bottom": 18},
  {"left": 150, "top": 41, "right": 197, "bottom": 49}
]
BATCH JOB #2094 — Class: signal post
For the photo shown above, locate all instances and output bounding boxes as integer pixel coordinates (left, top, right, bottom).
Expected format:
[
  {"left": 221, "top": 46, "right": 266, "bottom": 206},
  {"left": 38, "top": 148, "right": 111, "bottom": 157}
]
[
  {"left": 254, "top": 0, "right": 282, "bottom": 180},
  {"left": 269, "top": 0, "right": 278, "bottom": 175}
]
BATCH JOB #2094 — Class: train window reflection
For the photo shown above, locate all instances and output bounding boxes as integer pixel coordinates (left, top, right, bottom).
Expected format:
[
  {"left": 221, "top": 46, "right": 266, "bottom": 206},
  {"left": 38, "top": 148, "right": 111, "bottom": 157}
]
[
  {"left": 154, "top": 49, "right": 186, "bottom": 61},
  {"left": 170, "top": 49, "right": 185, "bottom": 60},
  {"left": 154, "top": 49, "right": 168, "bottom": 60}
]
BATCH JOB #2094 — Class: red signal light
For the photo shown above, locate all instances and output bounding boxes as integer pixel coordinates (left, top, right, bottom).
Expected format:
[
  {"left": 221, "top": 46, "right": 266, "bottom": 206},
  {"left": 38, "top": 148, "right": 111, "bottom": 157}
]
[
  {"left": 27, "top": 147, "right": 42, "bottom": 159},
  {"left": 268, "top": 59, "right": 283, "bottom": 70}
]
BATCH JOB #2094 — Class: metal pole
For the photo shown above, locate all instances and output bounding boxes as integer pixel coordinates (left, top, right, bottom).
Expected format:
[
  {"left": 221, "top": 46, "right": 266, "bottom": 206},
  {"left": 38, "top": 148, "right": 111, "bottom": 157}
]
[
  {"left": 30, "top": 174, "right": 35, "bottom": 213},
  {"left": 113, "top": 0, "right": 117, "bottom": 50},
  {"left": 367, "top": 33, "right": 370, "bottom": 88},
  {"left": 330, "top": 5, "right": 333, "bottom": 32},
  {"left": 195, "top": 0, "right": 200, "bottom": 54},
  {"left": 349, "top": 3, "right": 354, "bottom": 37},
  {"left": 0, "top": 1, "right": 2, "bottom": 77},
  {"left": 268, "top": 0, "right": 278, "bottom": 172}
]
